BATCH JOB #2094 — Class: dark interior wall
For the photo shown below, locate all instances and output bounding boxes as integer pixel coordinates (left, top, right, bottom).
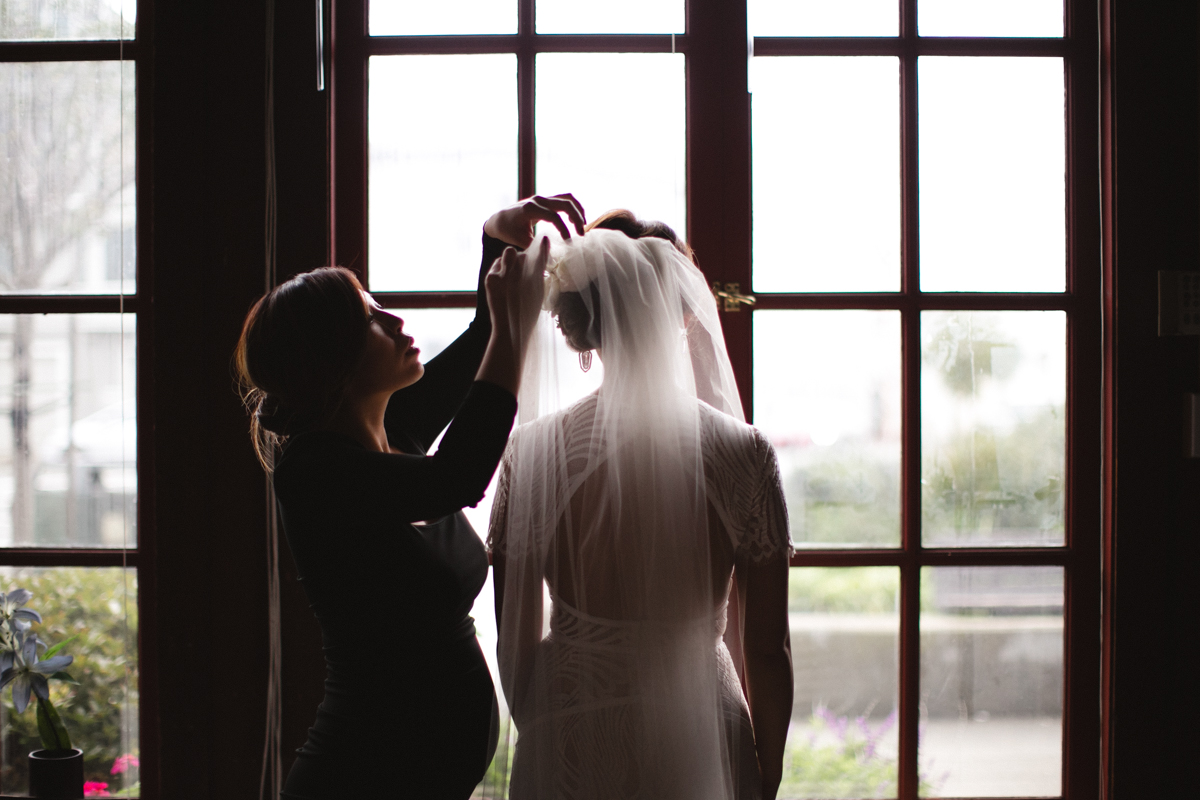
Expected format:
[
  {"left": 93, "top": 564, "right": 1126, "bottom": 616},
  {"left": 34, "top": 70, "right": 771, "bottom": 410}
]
[
  {"left": 148, "top": 1, "right": 326, "bottom": 797},
  {"left": 1109, "top": 1, "right": 1200, "bottom": 796}
]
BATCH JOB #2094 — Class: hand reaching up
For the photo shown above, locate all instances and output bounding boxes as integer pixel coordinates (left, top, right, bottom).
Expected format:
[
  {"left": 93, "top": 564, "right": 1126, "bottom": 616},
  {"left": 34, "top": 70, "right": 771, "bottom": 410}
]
[{"left": 485, "top": 194, "right": 587, "bottom": 249}]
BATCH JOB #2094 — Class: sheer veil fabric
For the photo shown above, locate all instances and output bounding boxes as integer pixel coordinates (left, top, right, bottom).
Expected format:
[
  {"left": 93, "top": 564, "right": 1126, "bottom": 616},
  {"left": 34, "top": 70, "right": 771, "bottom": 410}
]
[{"left": 490, "top": 229, "right": 781, "bottom": 800}]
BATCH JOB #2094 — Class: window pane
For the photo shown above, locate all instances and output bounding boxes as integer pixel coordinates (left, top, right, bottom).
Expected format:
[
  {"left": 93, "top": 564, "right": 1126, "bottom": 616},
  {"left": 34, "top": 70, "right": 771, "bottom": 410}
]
[
  {"left": 750, "top": 0, "right": 897, "bottom": 37},
  {"left": 537, "top": 54, "right": 685, "bottom": 239},
  {"left": 919, "top": 0, "right": 1063, "bottom": 38},
  {"left": 918, "top": 57, "right": 1065, "bottom": 292},
  {"left": 0, "top": 567, "right": 138, "bottom": 796},
  {"left": 752, "top": 57, "right": 900, "bottom": 292},
  {"left": 0, "top": 0, "right": 135, "bottom": 40},
  {"left": 920, "top": 567, "right": 1063, "bottom": 797},
  {"left": 370, "top": 0, "right": 515, "bottom": 35},
  {"left": 0, "top": 315, "right": 136, "bottom": 548},
  {"left": 782, "top": 567, "right": 899, "bottom": 799},
  {"left": 755, "top": 311, "right": 900, "bottom": 548},
  {"left": 369, "top": 55, "right": 518, "bottom": 292},
  {"left": 536, "top": 0, "right": 682, "bottom": 33},
  {"left": 921, "top": 311, "right": 1064, "bottom": 547},
  {"left": 0, "top": 62, "right": 136, "bottom": 293}
]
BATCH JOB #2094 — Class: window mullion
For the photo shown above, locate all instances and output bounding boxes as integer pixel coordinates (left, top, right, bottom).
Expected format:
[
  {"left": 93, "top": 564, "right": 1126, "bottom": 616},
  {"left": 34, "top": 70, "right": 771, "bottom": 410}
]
[{"left": 899, "top": 0, "right": 921, "bottom": 795}]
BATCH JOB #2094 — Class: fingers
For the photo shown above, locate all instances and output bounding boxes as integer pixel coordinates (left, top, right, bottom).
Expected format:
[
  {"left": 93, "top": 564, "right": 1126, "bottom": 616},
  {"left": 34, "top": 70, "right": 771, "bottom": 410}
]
[
  {"left": 523, "top": 194, "right": 588, "bottom": 240},
  {"left": 543, "top": 193, "right": 588, "bottom": 236},
  {"left": 488, "top": 247, "right": 518, "bottom": 279},
  {"left": 531, "top": 235, "right": 552, "bottom": 273}
]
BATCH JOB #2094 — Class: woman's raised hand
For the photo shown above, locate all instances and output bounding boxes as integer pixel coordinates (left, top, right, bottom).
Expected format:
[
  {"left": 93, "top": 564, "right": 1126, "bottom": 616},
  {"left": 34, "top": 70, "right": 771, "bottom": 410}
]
[{"left": 484, "top": 194, "right": 587, "bottom": 249}]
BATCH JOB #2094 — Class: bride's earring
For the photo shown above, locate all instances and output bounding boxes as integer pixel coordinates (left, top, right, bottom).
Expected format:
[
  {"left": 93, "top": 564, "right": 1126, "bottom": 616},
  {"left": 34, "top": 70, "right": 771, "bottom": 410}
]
[{"left": 579, "top": 350, "right": 593, "bottom": 373}]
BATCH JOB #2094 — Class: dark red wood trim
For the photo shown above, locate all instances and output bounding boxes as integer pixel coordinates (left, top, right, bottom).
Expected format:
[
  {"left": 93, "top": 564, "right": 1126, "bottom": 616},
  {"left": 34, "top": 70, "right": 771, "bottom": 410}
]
[
  {"left": 0, "top": 548, "right": 140, "bottom": 568},
  {"left": 333, "top": 0, "right": 367, "bottom": 282},
  {"left": 374, "top": 291, "right": 475, "bottom": 308},
  {"left": 1060, "top": 0, "right": 1103, "bottom": 794},
  {"left": 752, "top": 292, "right": 1075, "bottom": 311},
  {"left": 687, "top": 0, "right": 753, "bottom": 419},
  {"left": 0, "top": 295, "right": 140, "bottom": 314},
  {"left": 897, "top": 0, "right": 920, "bottom": 794},
  {"left": 518, "top": 0, "right": 535, "bottom": 199},
  {"left": 367, "top": 33, "right": 687, "bottom": 56},
  {"left": 752, "top": 36, "right": 1067, "bottom": 58},
  {"left": 130, "top": 2, "right": 157, "bottom": 795},
  {"left": 0, "top": 39, "right": 138, "bottom": 62},
  {"left": 790, "top": 548, "right": 1072, "bottom": 567},
  {"left": 1098, "top": 0, "right": 1117, "bottom": 796}
]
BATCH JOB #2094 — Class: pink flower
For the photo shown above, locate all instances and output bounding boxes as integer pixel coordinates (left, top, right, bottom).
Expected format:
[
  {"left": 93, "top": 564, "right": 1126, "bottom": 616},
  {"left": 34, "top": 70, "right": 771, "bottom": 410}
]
[
  {"left": 110, "top": 753, "right": 140, "bottom": 775},
  {"left": 83, "top": 781, "right": 110, "bottom": 797}
]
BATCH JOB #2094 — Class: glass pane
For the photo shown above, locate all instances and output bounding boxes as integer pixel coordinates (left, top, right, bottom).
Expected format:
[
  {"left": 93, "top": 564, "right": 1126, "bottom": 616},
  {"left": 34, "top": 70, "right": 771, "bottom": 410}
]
[
  {"left": 920, "top": 567, "right": 1063, "bottom": 797},
  {"left": 919, "top": 0, "right": 1062, "bottom": 38},
  {"left": 0, "top": 567, "right": 138, "bottom": 796},
  {"left": 750, "top": 0, "right": 897, "bottom": 37},
  {"left": 752, "top": 57, "right": 900, "bottom": 292},
  {"left": 782, "top": 567, "right": 899, "bottom": 799},
  {"left": 921, "top": 311, "right": 1064, "bottom": 547},
  {"left": 754, "top": 311, "right": 901, "bottom": 548},
  {"left": 918, "top": 57, "right": 1065, "bottom": 292},
  {"left": 537, "top": 54, "right": 685, "bottom": 240},
  {"left": 370, "top": 0, "right": 515, "bottom": 35},
  {"left": 537, "top": 0, "right": 682, "bottom": 33},
  {"left": 0, "top": 0, "right": 135, "bottom": 40},
  {"left": 369, "top": 55, "right": 518, "bottom": 292},
  {"left": 0, "top": 315, "right": 136, "bottom": 548},
  {"left": 0, "top": 62, "right": 136, "bottom": 293}
]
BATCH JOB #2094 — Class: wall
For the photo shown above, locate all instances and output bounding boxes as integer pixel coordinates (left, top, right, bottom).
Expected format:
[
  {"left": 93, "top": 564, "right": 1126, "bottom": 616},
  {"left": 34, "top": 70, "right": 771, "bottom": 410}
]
[{"left": 1109, "top": 1, "right": 1200, "bottom": 796}]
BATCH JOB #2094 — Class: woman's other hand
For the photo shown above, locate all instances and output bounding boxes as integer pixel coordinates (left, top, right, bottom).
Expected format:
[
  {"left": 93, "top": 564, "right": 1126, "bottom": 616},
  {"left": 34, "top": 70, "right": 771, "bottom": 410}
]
[
  {"left": 485, "top": 238, "right": 548, "bottom": 340},
  {"left": 485, "top": 194, "right": 587, "bottom": 249},
  {"left": 477, "top": 238, "right": 550, "bottom": 396}
]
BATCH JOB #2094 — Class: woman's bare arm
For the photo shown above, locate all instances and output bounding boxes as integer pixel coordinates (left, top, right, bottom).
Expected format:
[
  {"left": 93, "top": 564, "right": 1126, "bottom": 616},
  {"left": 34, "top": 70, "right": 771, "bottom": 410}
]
[{"left": 738, "top": 555, "right": 793, "bottom": 800}]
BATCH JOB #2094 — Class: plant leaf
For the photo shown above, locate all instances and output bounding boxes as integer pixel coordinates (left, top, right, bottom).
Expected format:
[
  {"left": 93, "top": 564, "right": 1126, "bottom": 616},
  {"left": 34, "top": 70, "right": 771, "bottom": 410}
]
[
  {"left": 50, "top": 671, "right": 78, "bottom": 685},
  {"left": 36, "top": 696, "right": 71, "bottom": 752},
  {"left": 41, "top": 634, "right": 79, "bottom": 660}
]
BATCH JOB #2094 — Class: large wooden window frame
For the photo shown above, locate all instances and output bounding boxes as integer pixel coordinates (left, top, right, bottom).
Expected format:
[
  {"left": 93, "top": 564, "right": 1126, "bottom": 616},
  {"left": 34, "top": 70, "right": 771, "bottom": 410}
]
[
  {"left": 0, "top": 6, "right": 156, "bottom": 796},
  {"left": 332, "top": 0, "right": 1102, "bottom": 796}
]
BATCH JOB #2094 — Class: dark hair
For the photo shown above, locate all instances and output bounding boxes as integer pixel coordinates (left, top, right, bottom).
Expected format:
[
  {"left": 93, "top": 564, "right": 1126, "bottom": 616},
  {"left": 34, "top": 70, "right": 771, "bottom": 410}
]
[
  {"left": 554, "top": 209, "right": 694, "bottom": 353},
  {"left": 234, "top": 266, "right": 371, "bottom": 470}
]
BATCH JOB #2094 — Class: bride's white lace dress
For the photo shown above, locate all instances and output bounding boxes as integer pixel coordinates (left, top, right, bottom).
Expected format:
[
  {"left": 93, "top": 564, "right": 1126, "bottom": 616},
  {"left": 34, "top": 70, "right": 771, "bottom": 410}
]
[{"left": 490, "top": 394, "right": 791, "bottom": 800}]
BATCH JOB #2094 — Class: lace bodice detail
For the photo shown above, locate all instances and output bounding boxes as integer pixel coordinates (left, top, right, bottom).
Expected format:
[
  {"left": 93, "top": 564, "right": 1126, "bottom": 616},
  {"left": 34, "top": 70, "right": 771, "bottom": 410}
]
[{"left": 489, "top": 394, "right": 792, "bottom": 564}]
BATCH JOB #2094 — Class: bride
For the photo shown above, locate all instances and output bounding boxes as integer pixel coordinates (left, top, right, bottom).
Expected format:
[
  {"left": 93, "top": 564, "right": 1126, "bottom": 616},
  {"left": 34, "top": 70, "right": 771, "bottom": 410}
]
[{"left": 489, "top": 212, "right": 794, "bottom": 800}]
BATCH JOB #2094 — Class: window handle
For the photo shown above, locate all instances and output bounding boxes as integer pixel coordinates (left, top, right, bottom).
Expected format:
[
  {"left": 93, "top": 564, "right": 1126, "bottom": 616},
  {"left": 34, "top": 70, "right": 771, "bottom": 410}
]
[
  {"left": 711, "top": 282, "right": 756, "bottom": 312},
  {"left": 316, "top": 0, "right": 325, "bottom": 92}
]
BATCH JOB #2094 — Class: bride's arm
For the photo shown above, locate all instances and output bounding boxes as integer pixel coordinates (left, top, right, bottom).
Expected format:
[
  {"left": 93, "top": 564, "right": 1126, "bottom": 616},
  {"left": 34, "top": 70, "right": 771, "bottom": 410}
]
[
  {"left": 492, "top": 548, "right": 544, "bottom": 726},
  {"left": 739, "top": 555, "right": 793, "bottom": 800},
  {"left": 490, "top": 452, "right": 545, "bottom": 726},
  {"left": 737, "top": 428, "right": 794, "bottom": 800}
]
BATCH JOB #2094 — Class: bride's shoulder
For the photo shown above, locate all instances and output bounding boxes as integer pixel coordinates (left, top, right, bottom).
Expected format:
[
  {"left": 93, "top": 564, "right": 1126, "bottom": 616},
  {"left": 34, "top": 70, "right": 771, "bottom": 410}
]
[{"left": 696, "top": 401, "right": 777, "bottom": 462}]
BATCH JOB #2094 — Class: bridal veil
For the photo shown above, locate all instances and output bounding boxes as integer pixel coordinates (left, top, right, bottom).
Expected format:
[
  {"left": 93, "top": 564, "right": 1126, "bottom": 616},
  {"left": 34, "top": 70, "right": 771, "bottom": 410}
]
[{"left": 489, "top": 228, "right": 756, "bottom": 800}]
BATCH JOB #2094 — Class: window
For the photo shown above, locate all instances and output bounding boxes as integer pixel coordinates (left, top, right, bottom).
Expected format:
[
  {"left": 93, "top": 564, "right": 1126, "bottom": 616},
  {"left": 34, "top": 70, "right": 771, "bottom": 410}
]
[
  {"left": 336, "top": 0, "right": 1099, "bottom": 796},
  {"left": 0, "top": 0, "right": 142, "bottom": 795}
]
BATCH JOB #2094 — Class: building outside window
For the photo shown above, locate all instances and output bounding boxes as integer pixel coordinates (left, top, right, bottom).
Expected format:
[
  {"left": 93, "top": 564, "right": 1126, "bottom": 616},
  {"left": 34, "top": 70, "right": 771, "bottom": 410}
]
[{"left": 0, "top": 0, "right": 142, "bottom": 795}]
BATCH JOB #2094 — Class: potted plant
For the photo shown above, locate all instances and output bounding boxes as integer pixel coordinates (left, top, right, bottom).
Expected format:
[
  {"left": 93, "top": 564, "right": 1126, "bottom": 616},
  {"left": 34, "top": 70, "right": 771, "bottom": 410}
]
[{"left": 0, "top": 589, "right": 81, "bottom": 799}]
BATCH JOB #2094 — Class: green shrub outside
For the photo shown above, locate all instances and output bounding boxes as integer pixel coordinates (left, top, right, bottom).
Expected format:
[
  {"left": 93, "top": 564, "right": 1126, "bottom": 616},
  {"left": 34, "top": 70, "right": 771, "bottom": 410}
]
[{"left": 0, "top": 568, "right": 137, "bottom": 795}]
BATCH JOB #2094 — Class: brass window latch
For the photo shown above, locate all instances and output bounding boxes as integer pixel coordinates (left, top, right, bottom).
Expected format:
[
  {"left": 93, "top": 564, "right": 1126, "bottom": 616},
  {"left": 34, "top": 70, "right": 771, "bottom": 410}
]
[{"left": 711, "top": 282, "right": 756, "bottom": 312}]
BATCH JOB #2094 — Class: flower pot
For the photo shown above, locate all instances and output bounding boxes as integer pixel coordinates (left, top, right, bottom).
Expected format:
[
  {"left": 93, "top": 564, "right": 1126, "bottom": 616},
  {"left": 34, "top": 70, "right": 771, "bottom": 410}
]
[{"left": 28, "top": 748, "right": 84, "bottom": 799}]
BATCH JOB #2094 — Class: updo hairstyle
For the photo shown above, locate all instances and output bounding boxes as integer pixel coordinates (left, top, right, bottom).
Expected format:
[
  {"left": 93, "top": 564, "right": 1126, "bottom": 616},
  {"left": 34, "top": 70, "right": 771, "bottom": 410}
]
[
  {"left": 553, "top": 210, "right": 696, "bottom": 354},
  {"left": 234, "top": 266, "right": 372, "bottom": 470}
]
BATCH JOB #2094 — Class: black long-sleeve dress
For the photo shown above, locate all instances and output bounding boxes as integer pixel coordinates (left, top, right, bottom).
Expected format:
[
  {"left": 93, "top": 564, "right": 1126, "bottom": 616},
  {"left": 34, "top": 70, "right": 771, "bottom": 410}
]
[{"left": 275, "top": 234, "right": 515, "bottom": 800}]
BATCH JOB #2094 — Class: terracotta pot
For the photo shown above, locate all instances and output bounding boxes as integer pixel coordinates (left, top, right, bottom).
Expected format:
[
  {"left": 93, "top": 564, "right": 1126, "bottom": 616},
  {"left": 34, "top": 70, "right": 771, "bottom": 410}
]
[{"left": 28, "top": 748, "right": 84, "bottom": 799}]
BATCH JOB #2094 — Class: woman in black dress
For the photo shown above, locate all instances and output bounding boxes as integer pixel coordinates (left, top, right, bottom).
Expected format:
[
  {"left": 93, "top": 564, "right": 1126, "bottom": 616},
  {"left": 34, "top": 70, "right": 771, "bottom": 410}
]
[{"left": 235, "top": 196, "right": 585, "bottom": 799}]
